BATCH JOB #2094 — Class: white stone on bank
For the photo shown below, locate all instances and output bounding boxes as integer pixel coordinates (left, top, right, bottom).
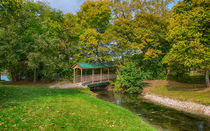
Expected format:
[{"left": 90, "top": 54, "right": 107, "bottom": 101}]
[{"left": 144, "top": 93, "right": 210, "bottom": 117}]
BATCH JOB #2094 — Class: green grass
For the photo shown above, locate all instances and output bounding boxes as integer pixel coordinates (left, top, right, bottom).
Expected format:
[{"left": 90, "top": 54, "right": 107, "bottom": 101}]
[
  {"left": 0, "top": 83, "right": 154, "bottom": 131},
  {"left": 168, "top": 73, "right": 207, "bottom": 84},
  {"left": 149, "top": 84, "right": 210, "bottom": 105}
]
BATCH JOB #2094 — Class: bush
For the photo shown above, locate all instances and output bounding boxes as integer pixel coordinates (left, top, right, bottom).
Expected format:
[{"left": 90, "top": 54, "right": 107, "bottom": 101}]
[{"left": 114, "top": 62, "right": 148, "bottom": 94}]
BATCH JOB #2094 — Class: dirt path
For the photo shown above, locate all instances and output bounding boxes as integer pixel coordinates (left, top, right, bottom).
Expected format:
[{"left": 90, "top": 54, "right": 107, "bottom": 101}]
[{"left": 49, "top": 81, "right": 85, "bottom": 89}]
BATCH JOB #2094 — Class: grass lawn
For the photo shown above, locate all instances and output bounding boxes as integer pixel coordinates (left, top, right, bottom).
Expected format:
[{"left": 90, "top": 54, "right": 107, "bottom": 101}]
[
  {"left": 168, "top": 72, "right": 208, "bottom": 84},
  {"left": 0, "top": 83, "right": 154, "bottom": 131},
  {"left": 148, "top": 80, "right": 210, "bottom": 105}
]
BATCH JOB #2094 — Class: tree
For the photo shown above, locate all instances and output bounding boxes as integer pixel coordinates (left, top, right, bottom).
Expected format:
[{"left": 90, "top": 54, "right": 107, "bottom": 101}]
[
  {"left": 0, "top": 0, "right": 25, "bottom": 81},
  {"left": 77, "top": 0, "right": 112, "bottom": 33},
  {"left": 77, "top": 0, "right": 112, "bottom": 62},
  {"left": 132, "top": 0, "right": 174, "bottom": 16},
  {"left": 110, "top": 8, "right": 170, "bottom": 65},
  {"left": 111, "top": 0, "right": 133, "bottom": 20},
  {"left": 0, "top": 0, "right": 66, "bottom": 82},
  {"left": 163, "top": 0, "right": 210, "bottom": 87},
  {"left": 78, "top": 28, "right": 111, "bottom": 62}
]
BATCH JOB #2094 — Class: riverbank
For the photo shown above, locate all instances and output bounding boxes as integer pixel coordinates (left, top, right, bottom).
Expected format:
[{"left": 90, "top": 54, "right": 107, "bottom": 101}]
[
  {"left": 143, "top": 80, "right": 210, "bottom": 116},
  {"left": 94, "top": 89, "right": 210, "bottom": 131},
  {"left": 0, "top": 83, "right": 154, "bottom": 130}
]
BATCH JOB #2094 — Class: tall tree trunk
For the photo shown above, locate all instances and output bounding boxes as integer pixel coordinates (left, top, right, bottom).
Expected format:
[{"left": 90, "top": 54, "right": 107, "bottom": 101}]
[
  {"left": 205, "top": 68, "right": 210, "bottom": 88},
  {"left": 24, "top": 70, "right": 28, "bottom": 82},
  {"left": 33, "top": 68, "right": 37, "bottom": 83},
  {"left": 0, "top": 72, "right": 1, "bottom": 81},
  {"left": 122, "top": 54, "right": 125, "bottom": 65},
  {"left": 11, "top": 72, "right": 17, "bottom": 81}
]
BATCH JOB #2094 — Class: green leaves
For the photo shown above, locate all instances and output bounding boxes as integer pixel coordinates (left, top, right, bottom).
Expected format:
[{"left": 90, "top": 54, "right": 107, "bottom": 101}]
[
  {"left": 74, "top": 0, "right": 113, "bottom": 63},
  {"left": 78, "top": 28, "right": 111, "bottom": 62},
  {"left": 163, "top": 0, "right": 210, "bottom": 70},
  {"left": 114, "top": 62, "right": 148, "bottom": 94},
  {"left": 77, "top": 0, "right": 112, "bottom": 33},
  {"left": 0, "top": 0, "right": 67, "bottom": 81}
]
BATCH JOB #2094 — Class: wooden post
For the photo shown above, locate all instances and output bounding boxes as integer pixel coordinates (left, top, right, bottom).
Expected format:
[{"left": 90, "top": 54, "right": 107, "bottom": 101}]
[
  {"left": 100, "top": 68, "right": 102, "bottom": 82},
  {"left": 81, "top": 69, "right": 83, "bottom": 83},
  {"left": 85, "top": 69, "right": 87, "bottom": 82},
  {"left": 92, "top": 69, "right": 94, "bottom": 84},
  {"left": 73, "top": 69, "right": 75, "bottom": 83},
  {"left": 108, "top": 68, "right": 110, "bottom": 81}
]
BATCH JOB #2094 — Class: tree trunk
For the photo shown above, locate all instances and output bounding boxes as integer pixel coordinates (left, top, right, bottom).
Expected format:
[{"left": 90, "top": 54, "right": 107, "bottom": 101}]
[
  {"left": 33, "top": 68, "right": 37, "bottom": 83},
  {"left": 122, "top": 55, "right": 125, "bottom": 65},
  {"left": 11, "top": 72, "right": 17, "bottom": 81},
  {"left": 205, "top": 69, "right": 210, "bottom": 88},
  {"left": 24, "top": 70, "right": 28, "bottom": 82},
  {"left": 167, "top": 69, "right": 171, "bottom": 76},
  {"left": 0, "top": 72, "right": 1, "bottom": 81}
]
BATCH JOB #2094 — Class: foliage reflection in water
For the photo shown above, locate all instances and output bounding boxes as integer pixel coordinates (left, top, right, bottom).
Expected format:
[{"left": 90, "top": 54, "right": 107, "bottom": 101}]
[{"left": 93, "top": 89, "right": 210, "bottom": 131}]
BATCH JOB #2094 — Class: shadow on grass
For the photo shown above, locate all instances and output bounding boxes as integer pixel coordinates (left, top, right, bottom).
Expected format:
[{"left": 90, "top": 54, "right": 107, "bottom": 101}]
[
  {"left": 0, "top": 84, "right": 87, "bottom": 108},
  {"left": 165, "top": 85, "right": 206, "bottom": 92},
  {"left": 167, "top": 74, "right": 206, "bottom": 84},
  {"left": 164, "top": 80, "right": 205, "bottom": 92}
]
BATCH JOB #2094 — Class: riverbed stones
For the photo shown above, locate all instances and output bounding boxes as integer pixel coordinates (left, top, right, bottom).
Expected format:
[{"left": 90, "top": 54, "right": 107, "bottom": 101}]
[{"left": 144, "top": 93, "right": 210, "bottom": 117}]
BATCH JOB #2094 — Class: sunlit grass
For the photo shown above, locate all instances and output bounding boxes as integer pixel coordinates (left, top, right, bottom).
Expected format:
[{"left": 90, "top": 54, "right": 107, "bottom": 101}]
[
  {"left": 150, "top": 84, "right": 210, "bottom": 105},
  {"left": 0, "top": 84, "right": 154, "bottom": 130}
]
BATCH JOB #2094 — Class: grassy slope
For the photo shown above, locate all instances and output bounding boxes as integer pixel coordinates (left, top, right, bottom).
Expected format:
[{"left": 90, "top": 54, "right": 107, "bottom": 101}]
[
  {"left": 148, "top": 80, "right": 210, "bottom": 105},
  {"left": 0, "top": 83, "right": 154, "bottom": 131}
]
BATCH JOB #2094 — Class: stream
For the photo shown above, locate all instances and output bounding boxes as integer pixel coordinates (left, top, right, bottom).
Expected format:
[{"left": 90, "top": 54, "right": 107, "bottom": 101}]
[{"left": 93, "top": 89, "right": 210, "bottom": 131}]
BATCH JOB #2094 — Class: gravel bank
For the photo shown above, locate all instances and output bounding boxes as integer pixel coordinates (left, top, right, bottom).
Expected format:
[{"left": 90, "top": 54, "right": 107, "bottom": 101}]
[{"left": 144, "top": 93, "right": 210, "bottom": 117}]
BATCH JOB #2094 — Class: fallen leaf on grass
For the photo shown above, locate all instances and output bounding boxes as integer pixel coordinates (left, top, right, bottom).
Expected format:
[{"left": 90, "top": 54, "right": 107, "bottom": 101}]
[{"left": 0, "top": 122, "right": 4, "bottom": 126}]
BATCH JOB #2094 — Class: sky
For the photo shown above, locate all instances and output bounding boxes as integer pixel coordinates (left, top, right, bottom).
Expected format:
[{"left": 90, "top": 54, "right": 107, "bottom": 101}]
[
  {"left": 40, "top": 0, "right": 87, "bottom": 14},
  {"left": 40, "top": 0, "right": 177, "bottom": 14}
]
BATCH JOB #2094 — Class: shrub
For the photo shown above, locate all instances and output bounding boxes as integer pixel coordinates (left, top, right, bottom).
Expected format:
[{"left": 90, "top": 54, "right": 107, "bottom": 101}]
[{"left": 114, "top": 62, "right": 148, "bottom": 94}]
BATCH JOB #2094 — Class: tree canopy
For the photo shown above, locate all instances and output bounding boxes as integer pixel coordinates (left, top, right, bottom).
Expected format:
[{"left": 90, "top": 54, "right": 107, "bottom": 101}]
[
  {"left": 163, "top": 0, "right": 210, "bottom": 87},
  {"left": 0, "top": 0, "right": 209, "bottom": 88}
]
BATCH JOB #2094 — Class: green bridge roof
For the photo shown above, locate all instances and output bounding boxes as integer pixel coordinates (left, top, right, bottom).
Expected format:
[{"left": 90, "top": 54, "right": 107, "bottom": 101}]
[{"left": 72, "top": 62, "right": 114, "bottom": 69}]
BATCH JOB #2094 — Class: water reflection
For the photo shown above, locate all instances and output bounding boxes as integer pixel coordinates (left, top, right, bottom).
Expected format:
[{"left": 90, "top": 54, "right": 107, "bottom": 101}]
[
  {"left": 93, "top": 89, "right": 210, "bottom": 131},
  {"left": 116, "top": 99, "right": 121, "bottom": 106},
  {"left": 198, "top": 121, "right": 204, "bottom": 131}
]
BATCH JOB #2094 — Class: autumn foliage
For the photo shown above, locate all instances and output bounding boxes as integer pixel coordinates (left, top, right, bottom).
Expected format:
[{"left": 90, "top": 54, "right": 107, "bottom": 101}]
[{"left": 0, "top": 0, "right": 209, "bottom": 88}]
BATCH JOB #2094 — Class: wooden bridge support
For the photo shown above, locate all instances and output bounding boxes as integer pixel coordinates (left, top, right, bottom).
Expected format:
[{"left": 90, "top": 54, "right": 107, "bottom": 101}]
[
  {"left": 81, "top": 69, "right": 83, "bottom": 82},
  {"left": 100, "top": 68, "right": 102, "bottom": 82},
  {"left": 73, "top": 69, "right": 75, "bottom": 83},
  {"left": 92, "top": 69, "right": 94, "bottom": 84}
]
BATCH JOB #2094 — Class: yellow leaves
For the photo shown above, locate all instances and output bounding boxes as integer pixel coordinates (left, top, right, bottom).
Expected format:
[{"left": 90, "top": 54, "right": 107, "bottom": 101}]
[
  {"left": 79, "top": 28, "right": 103, "bottom": 47},
  {"left": 78, "top": 28, "right": 110, "bottom": 61},
  {"left": 118, "top": 17, "right": 127, "bottom": 23},
  {"left": 145, "top": 48, "right": 162, "bottom": 59},
  {"left": 60, "top": 41, "right": 66, "bottom": 49},
  {"left": 77, "top": 0, "right": 112, "bottom": 32},
  {"left": 165, "top": 0, "right": 209, "bottom": 68},
  {"left": 0, "top": 122, "right": 4, "bottom": 126},
  {"left": 145, "top": 38, "right": 153, "bottom": 42}
]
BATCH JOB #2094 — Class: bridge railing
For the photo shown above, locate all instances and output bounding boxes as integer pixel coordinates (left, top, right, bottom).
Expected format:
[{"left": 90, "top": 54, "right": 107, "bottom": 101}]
[{"left": 75, "top": 74, "right": 116, "bottom": 84}]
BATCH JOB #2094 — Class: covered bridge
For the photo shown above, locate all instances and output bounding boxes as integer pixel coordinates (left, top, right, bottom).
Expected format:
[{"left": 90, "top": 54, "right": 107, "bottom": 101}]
[{"left": 72, "top": 63, "right": 116, "bottom": 86}]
